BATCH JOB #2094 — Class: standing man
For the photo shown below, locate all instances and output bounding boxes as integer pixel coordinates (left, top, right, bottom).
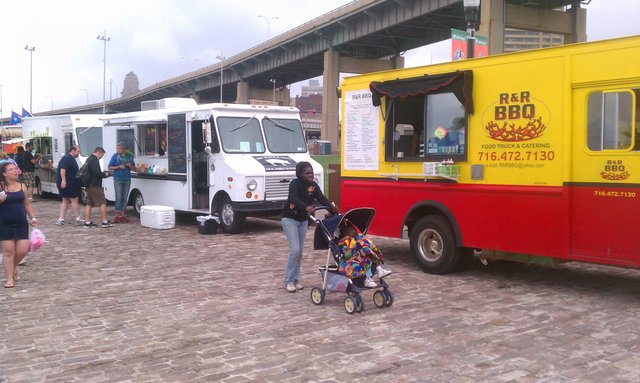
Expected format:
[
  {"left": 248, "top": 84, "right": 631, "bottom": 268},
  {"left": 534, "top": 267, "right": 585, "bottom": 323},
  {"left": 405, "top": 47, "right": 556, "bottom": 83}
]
[
  {"left": 22, "top": 142, "right": 41, "bottom": 201},
  {"left": 55, "top": 145, "right": 83, "bottom": 226},
  {"left": 108, "top": 142, "right": 136, "bottom": 223},
  {"left": 83, "top": 147, "right": 114, "bottom": 228}
]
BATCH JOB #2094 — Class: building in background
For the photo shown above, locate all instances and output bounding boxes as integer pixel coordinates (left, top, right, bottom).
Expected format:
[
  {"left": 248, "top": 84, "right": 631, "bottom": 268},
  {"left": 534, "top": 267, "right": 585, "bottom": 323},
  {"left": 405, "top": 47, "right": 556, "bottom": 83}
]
[
  {"left": 122, "top": 72, "right": 140, "bottom": 97},
  {"left": 295, "top": 80, "right": 323, "bottom": 139}
]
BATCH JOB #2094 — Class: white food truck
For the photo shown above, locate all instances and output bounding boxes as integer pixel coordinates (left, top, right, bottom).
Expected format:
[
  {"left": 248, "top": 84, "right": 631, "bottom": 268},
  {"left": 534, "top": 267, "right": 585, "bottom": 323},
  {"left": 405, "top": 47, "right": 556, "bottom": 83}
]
[
  {"left": 21, "top": 114, "right": 104, "bottom": 196},
  {"left": 102, "top": 98, "right": 324, "bottom": 233}
]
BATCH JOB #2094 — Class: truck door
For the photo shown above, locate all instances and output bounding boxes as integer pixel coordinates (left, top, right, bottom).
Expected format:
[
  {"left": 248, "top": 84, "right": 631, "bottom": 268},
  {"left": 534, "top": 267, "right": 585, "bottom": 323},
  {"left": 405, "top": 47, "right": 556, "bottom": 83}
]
[
  {"left": 190, "top": 120, "right": 209, "bottom": 209},
  {"left": 570, "top": 87, "right": 640, "bottom": 264}
]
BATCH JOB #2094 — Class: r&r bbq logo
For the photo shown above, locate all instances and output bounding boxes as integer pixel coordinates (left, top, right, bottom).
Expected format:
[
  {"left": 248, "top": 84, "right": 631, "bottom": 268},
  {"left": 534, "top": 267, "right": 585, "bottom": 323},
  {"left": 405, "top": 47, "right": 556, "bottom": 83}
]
[
  {"left": 482, "top": 91, "right": 551, "bottom": 142},
  {"left": 601, "top": 160, "right": 630, "bottom": 181}
]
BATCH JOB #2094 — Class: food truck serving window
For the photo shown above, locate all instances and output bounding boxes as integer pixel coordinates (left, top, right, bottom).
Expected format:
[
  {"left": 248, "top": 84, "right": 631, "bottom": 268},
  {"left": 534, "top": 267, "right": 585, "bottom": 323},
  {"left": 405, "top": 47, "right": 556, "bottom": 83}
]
[
  {"left": 587, "top": 89, "right": 638, "bottom": 151},
  {"left": 217, "top": 117, "right": 265, "bottom": 154},
  {"left": 369, "top": 70, "right": 473, "bottom": 162}
]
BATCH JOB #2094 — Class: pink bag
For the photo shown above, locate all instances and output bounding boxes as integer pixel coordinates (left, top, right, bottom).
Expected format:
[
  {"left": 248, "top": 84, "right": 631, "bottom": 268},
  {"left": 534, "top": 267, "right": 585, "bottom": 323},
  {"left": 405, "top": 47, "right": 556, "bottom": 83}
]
[{"left": 29, "top": 228, "right": 45, "bottom": 251}]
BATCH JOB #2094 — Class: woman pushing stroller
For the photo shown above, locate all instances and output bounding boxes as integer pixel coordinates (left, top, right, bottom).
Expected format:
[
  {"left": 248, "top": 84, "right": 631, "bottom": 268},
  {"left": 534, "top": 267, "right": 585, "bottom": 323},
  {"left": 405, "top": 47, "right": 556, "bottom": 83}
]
[
  {"left": 282, "top": 161, "right": 338, "bottom": 293},
  {"left": 337, "top": 219, "right": 391, "bottom": 288}
]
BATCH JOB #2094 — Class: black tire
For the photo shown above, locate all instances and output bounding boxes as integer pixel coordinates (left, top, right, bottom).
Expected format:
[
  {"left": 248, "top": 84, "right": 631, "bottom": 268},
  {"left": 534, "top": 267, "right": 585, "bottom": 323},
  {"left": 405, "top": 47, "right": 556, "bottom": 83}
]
[
  {"left": 355, "top": 295, "right": 364, "bottom": 313},
  {"left": 218, "top": 195, "right": 246, "bottom": 234},
  {"left": 79, "top": 187, "right": 88, "bottom": 206},
  {"left": 373, "top": 291, "right": 386, "bottom": 308},
  {"left": 384, "top": 290, "right": 394, "bottom": 307},
  {"left": 310, "top": 287, "right": 325, "bottom": 305},
  {"left": 344, "top": 296, "right": 357, "bottom": 314},
  {"left": 133, "top": 191, "right": 144, "bottom": 217},
  {"left": 410, "top": 215, "right": 462, "bottom": 275}
]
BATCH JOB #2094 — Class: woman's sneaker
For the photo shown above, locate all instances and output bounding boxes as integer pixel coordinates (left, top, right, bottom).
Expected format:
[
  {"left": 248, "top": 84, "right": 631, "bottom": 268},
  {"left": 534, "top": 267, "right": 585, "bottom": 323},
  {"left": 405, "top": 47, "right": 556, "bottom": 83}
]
[
  {"left": 55, "top": 219, "right": 65, "bottom": 226},
  {"left": 364, "top": 277, "right": 377, "bottom": 288},
  {"left": 286, "top": 282, "right": 296, "bottom": 292},
  {"left": 294, "top": 281, "right": 304, "bottom": 290}
]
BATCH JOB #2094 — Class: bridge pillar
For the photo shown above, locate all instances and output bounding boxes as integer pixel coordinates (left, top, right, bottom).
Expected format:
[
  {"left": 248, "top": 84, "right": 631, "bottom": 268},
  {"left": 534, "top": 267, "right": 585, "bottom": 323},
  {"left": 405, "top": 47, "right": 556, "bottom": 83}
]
[
  {"left": 321, "top": 51, "right": 404, "bottom": 153},
  {"left": 236, "top": 81, "right": 290, "bottom": 105}
]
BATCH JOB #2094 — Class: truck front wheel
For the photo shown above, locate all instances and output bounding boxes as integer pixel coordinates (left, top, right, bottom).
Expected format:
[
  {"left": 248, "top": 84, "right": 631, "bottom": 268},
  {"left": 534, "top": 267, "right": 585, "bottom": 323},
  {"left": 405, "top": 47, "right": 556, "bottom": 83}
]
[
  {"left": 410, "top": 216, "right": 461, "bottom": 274},
  {"left": 218, "top": 196, "right": 246, "bottom": 234}
]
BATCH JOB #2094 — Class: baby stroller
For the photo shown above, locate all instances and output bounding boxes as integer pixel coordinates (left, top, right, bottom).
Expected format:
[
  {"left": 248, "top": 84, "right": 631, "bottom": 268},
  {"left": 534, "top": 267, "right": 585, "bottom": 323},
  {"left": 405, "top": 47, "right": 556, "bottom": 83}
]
[{"left": 309, "top": 207, "right": 394, "bottom": 314}]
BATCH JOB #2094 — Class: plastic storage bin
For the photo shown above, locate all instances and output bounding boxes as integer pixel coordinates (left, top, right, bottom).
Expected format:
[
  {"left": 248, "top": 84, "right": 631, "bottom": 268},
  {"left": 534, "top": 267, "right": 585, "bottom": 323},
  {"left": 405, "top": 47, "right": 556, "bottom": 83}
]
[
  {"left": 140, "top": 205, "right": 175, "bottom": 229},
  {"left": 196, "top": 215, "right": 219, "bottom": 235}
]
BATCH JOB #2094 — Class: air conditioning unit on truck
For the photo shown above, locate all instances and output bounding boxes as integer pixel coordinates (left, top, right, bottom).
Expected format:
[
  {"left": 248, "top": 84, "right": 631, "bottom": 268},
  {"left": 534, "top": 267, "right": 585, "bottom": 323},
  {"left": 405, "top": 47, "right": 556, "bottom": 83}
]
[
  {"left": 339, "top": 35, "right": 640, "bottom": 274},
  {"left": 102, "top": 98, "right": 323, "bottom": 233}
]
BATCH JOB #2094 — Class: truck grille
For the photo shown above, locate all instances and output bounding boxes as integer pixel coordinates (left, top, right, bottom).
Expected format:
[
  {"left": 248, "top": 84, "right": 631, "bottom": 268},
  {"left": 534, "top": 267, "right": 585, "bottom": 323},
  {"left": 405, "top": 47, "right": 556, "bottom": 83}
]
[{"left": 265, "top": 175, "right": 293, "bottom": 200}]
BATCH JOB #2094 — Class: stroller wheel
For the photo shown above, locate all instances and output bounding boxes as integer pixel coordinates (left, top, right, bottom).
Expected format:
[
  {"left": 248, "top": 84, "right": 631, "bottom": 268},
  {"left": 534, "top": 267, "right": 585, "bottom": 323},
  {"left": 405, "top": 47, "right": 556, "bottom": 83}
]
[
  {"left": 344, "top": 296, "right": 357, "bottom": 314},
  {"left": 383, "top": 290, "right": 394, "bottom": 307},
  {"left": 355, "top": 295, "right": 365, "bottom": 313},
  {"left": 373, "top": 290, "right": 386, "bottom": 308},
  {"left": 310, "top": 287, "right": 325, "bottom": 305}
]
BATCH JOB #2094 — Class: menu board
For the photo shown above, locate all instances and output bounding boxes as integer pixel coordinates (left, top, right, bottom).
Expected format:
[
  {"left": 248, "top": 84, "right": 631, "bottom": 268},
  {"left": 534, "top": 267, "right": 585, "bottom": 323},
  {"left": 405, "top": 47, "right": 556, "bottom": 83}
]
[
  {"left": 344, "top": 89, "right": 379, "bottom": 170},
  {"left": 167, "top": 114, "right": 187, "bottom": 174}
]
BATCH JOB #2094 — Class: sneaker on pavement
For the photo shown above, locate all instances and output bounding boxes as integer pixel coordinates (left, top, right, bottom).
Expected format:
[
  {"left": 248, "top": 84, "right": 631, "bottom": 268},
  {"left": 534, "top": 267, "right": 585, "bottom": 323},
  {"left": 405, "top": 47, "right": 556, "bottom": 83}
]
[
  {"left": 376, "top": 266, "right": 392, "bottom": 279},
  {"left": 286, "top": 282, "right": 297, "bottom": 292},
  {"left": 101, "top": 220, "right": 115, "bottom": 228},
  {"left": 294, "top": 281, "right": 304, "bottom": 290},
  {"left": 365, "top": 277, "right": 377, "bottom": 288},
  {"left": 55, "top": 219, "right": 65, "bottom": 226},
  {"left": 76, "top": 217, "right": 84, "bottom": 226},
  {"left": 114, "top": 216, "right": 121, "bottom": 223},
  {"left": 83, "top": 222, "right": 97, "bottom": 228}
]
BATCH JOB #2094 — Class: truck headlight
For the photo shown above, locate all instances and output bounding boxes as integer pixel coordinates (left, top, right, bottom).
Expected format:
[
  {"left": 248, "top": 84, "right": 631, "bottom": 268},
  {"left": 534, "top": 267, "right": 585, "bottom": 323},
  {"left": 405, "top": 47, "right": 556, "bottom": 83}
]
[{"left": 246, "top": 178, "right": 257, "bottom": 191}]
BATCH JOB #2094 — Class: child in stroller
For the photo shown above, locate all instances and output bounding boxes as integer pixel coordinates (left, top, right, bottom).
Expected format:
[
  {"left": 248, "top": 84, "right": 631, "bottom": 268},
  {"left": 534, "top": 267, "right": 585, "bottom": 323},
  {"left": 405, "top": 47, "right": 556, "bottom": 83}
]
[
  {"left": 310, "top": 207, "right": 394, "bottom": 313},
  {"left": 337, "top": 219, "right": 391, "bottom": 288}
]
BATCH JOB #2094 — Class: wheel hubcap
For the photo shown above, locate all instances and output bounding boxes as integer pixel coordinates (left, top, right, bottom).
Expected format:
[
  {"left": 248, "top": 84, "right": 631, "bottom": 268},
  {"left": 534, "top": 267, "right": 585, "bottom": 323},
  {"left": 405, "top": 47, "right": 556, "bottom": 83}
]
[
  {"left": 419, "top": 229, "right": 443, "bottom": 262},
  {"left": 135, "top": 195, "right": 144, "bottom": 212},
  {"left": 222, "top": 204, "right": 234, "bottom": 226}
]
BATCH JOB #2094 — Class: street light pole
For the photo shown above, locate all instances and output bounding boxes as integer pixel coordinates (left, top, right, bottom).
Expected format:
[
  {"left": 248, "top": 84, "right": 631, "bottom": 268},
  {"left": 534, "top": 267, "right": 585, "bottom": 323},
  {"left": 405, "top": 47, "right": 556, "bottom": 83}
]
[
  {"left": 257, "top": 15, "right": 279, "bottom": 39},
  {"left": 270, "top": 78, "right": 276, "bottom": 103},
  {"left": 80, "top": 89, "right": 89, "bottom": 104},
  {"left": 0, "top": 84, "right": 3, "bottom": 126},
  {"left": 24, "top": 45, "right": 35, "bottom": 113},
  {"left": 463, "top": 0, "right": 480, "bottom": 59},
  {"left": 97, "top": 30, "right": 110, "bottom": 114},
  {"left": 216, "top": 52, "right": 225, "bottom": 102}
]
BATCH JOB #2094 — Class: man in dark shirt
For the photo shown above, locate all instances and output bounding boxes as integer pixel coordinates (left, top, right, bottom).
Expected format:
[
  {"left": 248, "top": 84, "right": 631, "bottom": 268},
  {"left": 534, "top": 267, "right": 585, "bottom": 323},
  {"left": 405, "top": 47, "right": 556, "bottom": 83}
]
[
  {"left": 22, "top": 143, "right": 41, "bottom": 201},
  {"left": 82, "top": 147, "right": 114, "bottom": 228}
]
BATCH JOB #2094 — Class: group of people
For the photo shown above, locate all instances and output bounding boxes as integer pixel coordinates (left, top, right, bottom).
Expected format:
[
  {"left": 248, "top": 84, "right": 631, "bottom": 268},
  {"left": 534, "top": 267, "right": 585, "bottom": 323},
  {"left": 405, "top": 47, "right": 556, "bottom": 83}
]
[
  {"left": 281, "top": 161, "right": 391, "bottom": 293},
  {"left": 55, "top": 143, "right": 135, "bottom": 228},
  {"left": 1, "top": 142, "right": 136, "bottom": 288}
]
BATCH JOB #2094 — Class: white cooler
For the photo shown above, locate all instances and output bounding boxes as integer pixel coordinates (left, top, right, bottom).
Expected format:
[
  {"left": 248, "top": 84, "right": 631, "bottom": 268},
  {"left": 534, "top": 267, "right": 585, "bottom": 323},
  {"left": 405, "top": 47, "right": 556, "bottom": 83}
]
[{"left": 139, "top": 205, "right": 175, "bottom": 229}]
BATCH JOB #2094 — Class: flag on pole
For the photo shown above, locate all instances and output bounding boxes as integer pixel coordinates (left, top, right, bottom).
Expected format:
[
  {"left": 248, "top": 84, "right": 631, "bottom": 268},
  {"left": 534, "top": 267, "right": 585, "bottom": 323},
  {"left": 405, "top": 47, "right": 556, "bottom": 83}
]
[
  {"left": 21, "top": 107, "right": 33, "bottom": 118},
  {"left": 10, "top": 111, "right": 22, "bottom": 125}
]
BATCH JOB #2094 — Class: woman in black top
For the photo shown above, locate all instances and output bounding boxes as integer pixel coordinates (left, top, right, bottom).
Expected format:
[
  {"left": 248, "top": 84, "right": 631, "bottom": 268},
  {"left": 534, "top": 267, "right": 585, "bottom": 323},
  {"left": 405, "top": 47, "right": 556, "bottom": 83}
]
[{"left": 282, "top": 161, "right": 337, "bottom": 292}]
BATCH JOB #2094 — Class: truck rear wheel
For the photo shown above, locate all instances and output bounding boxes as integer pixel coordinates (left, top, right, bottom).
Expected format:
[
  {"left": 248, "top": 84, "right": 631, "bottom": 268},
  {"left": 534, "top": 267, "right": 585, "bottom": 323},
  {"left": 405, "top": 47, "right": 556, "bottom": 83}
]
[
  {"left": 133, "top": 191, "right": 144, "bottom": 217},
  {"left": 218, "top": 195, "right": 246, "bottom": 234},
  {"left": 410, "top": 215, "right": 461, "bottom": 274}
]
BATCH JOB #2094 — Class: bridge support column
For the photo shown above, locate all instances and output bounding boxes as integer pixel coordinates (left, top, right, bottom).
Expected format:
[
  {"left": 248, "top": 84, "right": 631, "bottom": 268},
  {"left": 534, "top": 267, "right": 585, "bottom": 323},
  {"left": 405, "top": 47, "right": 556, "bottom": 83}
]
[
  {"left": 479, "top": 0, "right": 505, "bottom": 55},
  {"left": 321, "top": 51, "right": 404, "bottom": 153},
  {"left": 237, "top": 81, "right": 249, "bottom": 104}
]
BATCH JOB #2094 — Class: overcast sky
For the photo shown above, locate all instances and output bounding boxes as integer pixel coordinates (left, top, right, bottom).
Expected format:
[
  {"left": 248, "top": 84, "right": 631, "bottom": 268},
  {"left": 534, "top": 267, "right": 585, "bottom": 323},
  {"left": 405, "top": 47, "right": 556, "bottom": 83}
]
[{"left": 1, "top": 0, "right": 639, "bottom": 116}]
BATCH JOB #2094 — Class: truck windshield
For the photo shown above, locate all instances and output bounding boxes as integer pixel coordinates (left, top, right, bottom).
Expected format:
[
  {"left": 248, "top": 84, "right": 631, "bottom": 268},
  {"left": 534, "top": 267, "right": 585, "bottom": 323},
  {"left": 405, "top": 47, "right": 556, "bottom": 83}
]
[
  {"left": 262, "top": 117, "right": 307, "bottom": 153},
  {"left": 76, "top": 127, "right": 103, "bottom": 157},
  {"left": 217, "top": 117, "right": 265, "bottom": 153}
]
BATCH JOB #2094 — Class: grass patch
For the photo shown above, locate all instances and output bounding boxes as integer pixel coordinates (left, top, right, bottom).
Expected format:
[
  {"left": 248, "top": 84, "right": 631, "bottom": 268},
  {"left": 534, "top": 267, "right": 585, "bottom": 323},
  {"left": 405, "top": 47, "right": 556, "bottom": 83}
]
[{"left": 311, "top": 154, "right": 340, "bottom": 193}]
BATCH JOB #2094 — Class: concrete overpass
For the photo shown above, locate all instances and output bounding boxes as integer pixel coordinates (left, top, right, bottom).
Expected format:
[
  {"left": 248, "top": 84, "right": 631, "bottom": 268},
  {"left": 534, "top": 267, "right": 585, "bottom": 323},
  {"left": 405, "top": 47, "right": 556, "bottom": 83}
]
[{"left": 33, "top": 0, "right": 588, "bottom": 151}]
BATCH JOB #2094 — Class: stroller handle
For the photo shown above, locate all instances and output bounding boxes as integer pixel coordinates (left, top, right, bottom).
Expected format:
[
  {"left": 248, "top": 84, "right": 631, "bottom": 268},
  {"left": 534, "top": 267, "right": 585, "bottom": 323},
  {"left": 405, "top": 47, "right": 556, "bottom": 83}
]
[{"left": 308, "top": 205, "right": 334, "bottom": 223}]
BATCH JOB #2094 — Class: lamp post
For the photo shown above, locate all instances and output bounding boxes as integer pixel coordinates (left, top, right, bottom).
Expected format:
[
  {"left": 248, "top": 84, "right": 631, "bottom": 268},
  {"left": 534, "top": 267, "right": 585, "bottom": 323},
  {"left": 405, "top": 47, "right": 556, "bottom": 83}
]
[
  {"left": 216, "top": 52, "right": 225, "bottom": 102},
  {"left": 0, "top": 84, "right": 3, "bottom": 126},
  {"left": 109, "top": 79, "right": 118, "bottom": 99},
  {"left": 80, "top": 89, "right": 89, "bottom": 104},
  {"left": 270, "top": 78, "right": 276, "bottom": 103},
  {"left": 257, "top": 15, "right": 279, "bottom": 39},
  {"left": 463, "top": 0, "right": 480, "bottom": 59},
  {"left": 97, "top": 30, "right": 110, "bottom": 114},
  {"left": 44, "top": 96, "right": 53, "bottom": 111},
  {"left": 24, "top": 45, "right": 35, "bottom": 113}
]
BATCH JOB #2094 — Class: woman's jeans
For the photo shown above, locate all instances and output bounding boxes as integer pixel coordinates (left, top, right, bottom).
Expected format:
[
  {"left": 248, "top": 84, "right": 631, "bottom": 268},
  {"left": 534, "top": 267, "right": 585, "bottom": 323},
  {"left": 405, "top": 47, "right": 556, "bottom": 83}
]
[
  {"left": 113, "top": 180, "right": 131, "bottom": 212},
  {"left": 282, "top": 217, "right": 308, "bottom": 285}
]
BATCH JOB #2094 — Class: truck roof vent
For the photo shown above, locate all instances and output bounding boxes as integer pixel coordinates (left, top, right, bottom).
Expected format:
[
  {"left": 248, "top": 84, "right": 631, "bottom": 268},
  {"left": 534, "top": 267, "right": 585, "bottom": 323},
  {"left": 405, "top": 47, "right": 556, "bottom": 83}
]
[{"left": 141, "top": 98, "right": 197, "bottom": 111}]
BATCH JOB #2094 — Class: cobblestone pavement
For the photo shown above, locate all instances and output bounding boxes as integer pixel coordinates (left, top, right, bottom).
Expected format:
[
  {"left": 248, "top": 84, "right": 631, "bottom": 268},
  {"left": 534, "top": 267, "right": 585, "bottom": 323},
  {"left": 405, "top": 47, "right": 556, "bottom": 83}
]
[{"left": 2, "top": 197, "right": 640, "bottom": 383}]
